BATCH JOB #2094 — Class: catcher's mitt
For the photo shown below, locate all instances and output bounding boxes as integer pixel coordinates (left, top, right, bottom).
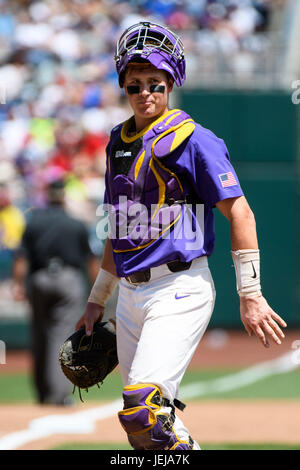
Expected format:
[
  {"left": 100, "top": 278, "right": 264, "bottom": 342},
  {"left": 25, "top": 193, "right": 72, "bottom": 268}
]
[{"left": 59, "top": 320, "right": 118, "bottom": 401}]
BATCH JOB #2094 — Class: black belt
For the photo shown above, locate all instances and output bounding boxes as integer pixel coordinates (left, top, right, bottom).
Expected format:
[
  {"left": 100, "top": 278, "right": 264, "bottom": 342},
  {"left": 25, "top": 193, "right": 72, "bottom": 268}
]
[{"left": 125, "top": 259, "right": 192, "bottom": 284}]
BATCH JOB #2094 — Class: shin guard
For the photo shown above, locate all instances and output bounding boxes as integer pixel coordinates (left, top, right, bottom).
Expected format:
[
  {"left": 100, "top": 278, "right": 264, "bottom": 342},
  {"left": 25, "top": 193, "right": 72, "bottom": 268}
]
[{"left": 118, "top": 383, "right": 193, "bottom": 450}]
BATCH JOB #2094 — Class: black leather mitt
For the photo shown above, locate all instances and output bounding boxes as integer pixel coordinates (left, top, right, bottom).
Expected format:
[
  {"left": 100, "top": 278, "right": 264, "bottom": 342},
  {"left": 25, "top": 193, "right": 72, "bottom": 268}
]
[{"left": 59, "top": 320, "right": 118, "bottom": 401}]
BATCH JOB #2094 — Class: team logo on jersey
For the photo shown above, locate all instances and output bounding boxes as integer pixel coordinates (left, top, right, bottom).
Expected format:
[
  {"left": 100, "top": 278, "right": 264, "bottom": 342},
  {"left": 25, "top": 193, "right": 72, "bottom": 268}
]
[{"left": 115, "top": 150, "right": 132, "bottom": 158}]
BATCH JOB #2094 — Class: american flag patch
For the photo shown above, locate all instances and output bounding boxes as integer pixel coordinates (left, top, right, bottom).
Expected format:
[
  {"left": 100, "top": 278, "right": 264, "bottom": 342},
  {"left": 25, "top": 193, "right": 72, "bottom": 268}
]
[{"left": 218, "top": 172, "right": 237, "bottom": 188}]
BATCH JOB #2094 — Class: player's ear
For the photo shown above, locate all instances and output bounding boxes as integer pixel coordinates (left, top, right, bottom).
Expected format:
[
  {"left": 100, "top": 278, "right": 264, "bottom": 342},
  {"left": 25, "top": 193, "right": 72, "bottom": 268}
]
[{"left": 167, "top": 76, "right": 174, "bottom": 93}]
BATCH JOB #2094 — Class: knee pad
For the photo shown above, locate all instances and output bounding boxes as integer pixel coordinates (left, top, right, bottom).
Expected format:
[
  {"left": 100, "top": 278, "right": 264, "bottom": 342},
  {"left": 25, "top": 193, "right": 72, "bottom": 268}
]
[{"left": 118, "top": 383, "right": 193, "bottom": 450}]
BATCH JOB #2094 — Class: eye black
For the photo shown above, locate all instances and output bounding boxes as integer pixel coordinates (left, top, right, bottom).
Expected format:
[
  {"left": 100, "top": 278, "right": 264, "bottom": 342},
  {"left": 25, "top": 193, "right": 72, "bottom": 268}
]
[
  {"left": 126, "top": 85, "right": 140, "bottom": 94},
  {"left": 149, "top": 85, "right": 165, "bottom": 93},
  {"left": 126, "top": 85, "right": 166, "bottom": 94}
]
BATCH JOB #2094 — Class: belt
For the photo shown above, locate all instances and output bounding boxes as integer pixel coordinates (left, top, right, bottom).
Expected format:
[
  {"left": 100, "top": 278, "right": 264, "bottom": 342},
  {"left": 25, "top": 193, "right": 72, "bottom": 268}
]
[{"left": 125, "top": 259, "right": 192, "bottom": 285}]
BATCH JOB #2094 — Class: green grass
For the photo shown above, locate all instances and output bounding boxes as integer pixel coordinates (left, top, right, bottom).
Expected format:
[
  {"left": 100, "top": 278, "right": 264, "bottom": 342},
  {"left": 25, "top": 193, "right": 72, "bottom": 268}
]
[
  {"left": 0, "top": 370, "right": 123, "bottom": 403},
  {"left": 179, "top": 369, "right": 300, "bottom": 400},
  {"left": 0, "top": 373, "right": 36, "bottom": 403},
  {"left": 51, "top": 442, "right": 300, "bottom": 450},
  {"left": 0, "top": 367, "right": 300, "bottom": 403}
]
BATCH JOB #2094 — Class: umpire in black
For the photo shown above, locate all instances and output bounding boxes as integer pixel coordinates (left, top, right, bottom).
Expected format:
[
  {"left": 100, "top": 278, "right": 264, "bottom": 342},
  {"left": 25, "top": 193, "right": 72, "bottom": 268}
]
[{"left": 13, "top": 179, "right": 98, "bottom": 405}]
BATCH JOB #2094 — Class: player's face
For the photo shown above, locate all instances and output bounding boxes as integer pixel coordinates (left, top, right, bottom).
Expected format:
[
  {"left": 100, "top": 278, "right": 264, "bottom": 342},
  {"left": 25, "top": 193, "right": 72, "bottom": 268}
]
[{"left": 124, "top": 63, "right": 173, "bottom": 127}]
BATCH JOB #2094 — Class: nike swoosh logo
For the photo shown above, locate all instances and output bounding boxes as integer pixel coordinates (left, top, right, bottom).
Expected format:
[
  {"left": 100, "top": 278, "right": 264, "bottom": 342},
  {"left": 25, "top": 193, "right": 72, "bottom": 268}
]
[
  {"left": 251, "top": 261, "right": 257, "bottom": 279},
  {"left": 175, "top": 293, "right": 191, "bottom": 299}
]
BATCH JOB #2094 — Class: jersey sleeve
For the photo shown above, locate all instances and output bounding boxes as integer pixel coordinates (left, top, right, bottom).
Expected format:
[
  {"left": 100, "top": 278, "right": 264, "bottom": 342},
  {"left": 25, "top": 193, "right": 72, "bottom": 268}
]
[{"left": 192, "top": 128, "right": 244, "bottom": 206}]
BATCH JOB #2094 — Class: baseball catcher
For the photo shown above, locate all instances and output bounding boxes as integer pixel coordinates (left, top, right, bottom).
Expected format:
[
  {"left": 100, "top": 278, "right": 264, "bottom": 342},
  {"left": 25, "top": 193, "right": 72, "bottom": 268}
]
[
  {"left": 59, "top": 320, "right": 118, "bottom": 401},
  {"left": 74, "top": 21, "right": 287, "bottom": 451}
]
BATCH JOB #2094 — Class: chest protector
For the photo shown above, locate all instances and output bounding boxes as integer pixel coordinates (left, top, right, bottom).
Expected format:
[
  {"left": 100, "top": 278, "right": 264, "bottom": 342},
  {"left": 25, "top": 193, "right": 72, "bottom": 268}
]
[{"left": 106, "top": 110, "right": 195, "bottom": 253}]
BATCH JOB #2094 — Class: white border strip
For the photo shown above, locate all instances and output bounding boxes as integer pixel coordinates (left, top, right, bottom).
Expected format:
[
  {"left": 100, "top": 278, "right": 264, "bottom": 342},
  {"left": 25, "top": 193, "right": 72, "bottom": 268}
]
[
  {"left": 0, "top": 399, "right": 122, "bottom": 450},
  {"left": 180, "top": 351, "right": 298, "bottom": 399}
]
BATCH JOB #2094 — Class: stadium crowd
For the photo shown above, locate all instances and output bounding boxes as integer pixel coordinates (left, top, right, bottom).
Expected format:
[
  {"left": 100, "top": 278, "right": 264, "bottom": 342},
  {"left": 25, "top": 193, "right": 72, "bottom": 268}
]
[{"left": 0, "top": 0, "right": 286, "bottom": 268}]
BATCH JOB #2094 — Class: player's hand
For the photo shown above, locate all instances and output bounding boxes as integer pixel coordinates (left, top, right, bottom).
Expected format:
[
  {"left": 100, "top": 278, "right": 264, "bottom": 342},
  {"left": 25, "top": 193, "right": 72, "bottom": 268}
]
[
  {"left": 75, "top": 302, "right": 105, "bottom": 336},
  {"left": 240, "top": 294, "right": 287, "bottom": 348}
]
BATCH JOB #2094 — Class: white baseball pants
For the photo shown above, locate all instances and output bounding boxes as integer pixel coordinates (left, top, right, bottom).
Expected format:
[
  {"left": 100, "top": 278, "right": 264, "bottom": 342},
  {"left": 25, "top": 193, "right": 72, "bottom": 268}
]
[{"left": 116, "top": 256, "right": 216, "bottom": 447}]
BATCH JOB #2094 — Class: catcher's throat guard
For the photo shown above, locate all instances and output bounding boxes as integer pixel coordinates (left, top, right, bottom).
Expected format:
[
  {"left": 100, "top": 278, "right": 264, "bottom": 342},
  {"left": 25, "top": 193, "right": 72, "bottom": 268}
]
[{"left": 59, "top": 321, "right": 118, "bottom": 401}]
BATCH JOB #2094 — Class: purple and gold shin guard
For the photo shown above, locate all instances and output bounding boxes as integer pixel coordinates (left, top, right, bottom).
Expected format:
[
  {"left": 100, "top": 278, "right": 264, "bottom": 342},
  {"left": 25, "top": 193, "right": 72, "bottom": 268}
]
[{"left": 118, "top": 383, "right": 193, "bottom": 450}]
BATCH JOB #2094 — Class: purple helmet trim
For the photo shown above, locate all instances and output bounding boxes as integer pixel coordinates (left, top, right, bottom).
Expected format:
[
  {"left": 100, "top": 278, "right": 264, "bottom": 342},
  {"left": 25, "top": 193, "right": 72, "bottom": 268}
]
[{"left": 114, "top": 22, "right": 186, "bottom": 88}]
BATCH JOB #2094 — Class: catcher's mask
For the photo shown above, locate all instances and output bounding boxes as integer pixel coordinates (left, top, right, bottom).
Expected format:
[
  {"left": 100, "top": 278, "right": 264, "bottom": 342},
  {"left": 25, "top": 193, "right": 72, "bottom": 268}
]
[{"left": 114, "top": 21, "right": 186, "bottom": 88}]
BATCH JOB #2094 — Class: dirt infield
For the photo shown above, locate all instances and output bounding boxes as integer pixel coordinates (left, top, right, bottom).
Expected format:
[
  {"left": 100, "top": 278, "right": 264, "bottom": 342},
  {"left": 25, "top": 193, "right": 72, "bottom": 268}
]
[
  {"left": 1, "top": 401, "right": 300, "bottom": 450},
  {"left": 1, "top": 329, "right": 299, "bottom": 450}
]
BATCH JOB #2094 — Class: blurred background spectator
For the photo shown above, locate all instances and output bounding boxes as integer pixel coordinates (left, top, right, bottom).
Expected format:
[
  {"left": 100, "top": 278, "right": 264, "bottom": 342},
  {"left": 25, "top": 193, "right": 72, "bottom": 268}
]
[
  {"left": 0, "top": 182, "right": 25, "bottom": 251},
  {"left": 0, "top": 0, "right": 297, "bottom": 315},
  {"left": 12, "top": 178, "right": 98, "bottom": 405}
]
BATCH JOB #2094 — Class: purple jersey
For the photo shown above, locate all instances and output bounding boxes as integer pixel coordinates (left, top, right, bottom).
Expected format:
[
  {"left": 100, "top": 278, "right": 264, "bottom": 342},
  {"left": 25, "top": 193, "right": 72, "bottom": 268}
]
[{"left": 104, "top": 110, "right": 243, "bottom": 277}]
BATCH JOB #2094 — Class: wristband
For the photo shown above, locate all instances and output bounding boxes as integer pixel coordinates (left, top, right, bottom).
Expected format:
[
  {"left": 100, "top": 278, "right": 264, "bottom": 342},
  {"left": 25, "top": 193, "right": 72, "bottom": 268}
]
[
  {"left": 88, "top": 268, "right": 119, "bottom": 306},
  {"left": 231, "top": 249, "right": 262, "bottom": 298}
]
